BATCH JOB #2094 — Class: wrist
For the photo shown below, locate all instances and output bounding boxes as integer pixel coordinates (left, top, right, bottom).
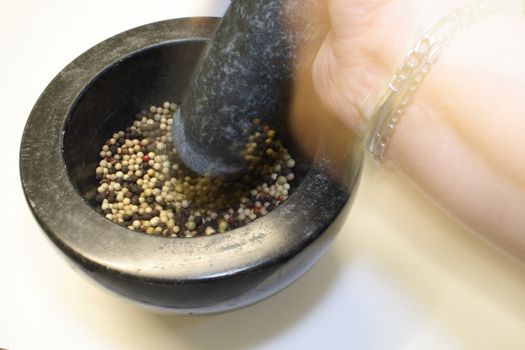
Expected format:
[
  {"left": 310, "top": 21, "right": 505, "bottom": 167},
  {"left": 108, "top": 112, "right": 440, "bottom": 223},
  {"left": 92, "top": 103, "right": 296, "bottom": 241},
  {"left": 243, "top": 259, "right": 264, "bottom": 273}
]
[
  {"left": 375, "top": 0, "right": 474, "bottom": 70},
  {"left": 413, "top": 13, "right": 525, "bottom": 187},
  {"left": 364, "top": 1, "right": 489, "bottom": 161}
]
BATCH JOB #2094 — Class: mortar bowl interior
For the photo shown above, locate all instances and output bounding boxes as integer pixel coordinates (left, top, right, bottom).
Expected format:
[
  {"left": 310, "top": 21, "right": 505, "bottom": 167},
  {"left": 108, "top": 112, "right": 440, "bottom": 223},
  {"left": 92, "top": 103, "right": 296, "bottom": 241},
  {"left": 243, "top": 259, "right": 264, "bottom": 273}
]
[{"left": 20, "top": 17, "right": 362, "bottom": 314}]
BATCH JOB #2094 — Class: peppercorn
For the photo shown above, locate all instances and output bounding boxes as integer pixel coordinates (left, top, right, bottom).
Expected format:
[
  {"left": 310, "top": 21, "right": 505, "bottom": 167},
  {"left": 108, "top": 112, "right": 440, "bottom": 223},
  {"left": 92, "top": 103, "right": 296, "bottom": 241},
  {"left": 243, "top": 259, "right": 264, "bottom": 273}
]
[{"left": 95, "top": 102, "right": 297, "bottom": 237}]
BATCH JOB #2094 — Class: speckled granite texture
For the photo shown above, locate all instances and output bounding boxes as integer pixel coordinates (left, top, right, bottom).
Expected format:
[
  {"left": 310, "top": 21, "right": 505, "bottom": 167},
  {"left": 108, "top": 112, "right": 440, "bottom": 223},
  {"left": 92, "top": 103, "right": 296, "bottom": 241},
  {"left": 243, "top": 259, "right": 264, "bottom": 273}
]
[{"left": 173, "top": 0, "right": 325, "bottom": 177}]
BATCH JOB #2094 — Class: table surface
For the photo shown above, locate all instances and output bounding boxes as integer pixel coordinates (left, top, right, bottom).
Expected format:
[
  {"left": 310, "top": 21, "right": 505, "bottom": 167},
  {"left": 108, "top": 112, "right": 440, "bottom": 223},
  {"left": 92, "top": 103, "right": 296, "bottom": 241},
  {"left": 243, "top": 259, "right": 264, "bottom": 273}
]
[{"left": 2, "top": 1, "right": 525, "bottom": 349}]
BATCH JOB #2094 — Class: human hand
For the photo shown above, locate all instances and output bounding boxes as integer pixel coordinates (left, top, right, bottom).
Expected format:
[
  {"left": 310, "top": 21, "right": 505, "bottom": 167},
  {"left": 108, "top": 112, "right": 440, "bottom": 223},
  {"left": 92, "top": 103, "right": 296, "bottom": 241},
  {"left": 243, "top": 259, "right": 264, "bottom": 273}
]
[
  {"left": 312, "top": 0, "right": 466, "bottom": 134},
  {"left": 310, "top": 0, "right": 525, "bottom": 260}
]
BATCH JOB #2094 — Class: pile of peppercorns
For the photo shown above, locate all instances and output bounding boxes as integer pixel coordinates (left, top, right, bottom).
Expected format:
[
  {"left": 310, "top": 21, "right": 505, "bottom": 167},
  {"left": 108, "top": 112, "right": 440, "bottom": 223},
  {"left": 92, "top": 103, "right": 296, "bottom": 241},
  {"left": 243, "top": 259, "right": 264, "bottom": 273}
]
[{"left": 95, "top": 102, "right": 297, "bottom": 237}]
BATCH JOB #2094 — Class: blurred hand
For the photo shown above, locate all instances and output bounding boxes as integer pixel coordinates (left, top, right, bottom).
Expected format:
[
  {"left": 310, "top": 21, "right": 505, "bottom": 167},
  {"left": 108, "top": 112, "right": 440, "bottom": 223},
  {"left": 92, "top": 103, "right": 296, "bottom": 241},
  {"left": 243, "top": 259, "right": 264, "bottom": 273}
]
[
  {"left": 310, "top": 0, "right": 525, "bottom": 260},
  {"left": 312, "top": 0, "right": 465, "bottom": 133}
]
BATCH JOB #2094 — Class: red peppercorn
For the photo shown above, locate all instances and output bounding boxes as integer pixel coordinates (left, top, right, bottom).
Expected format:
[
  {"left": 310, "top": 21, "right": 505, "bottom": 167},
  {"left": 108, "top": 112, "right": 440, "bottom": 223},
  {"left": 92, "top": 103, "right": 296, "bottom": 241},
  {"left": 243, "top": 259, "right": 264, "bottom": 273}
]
[{"left": 142, "top": 155, "right": 149, "bottom": 162}]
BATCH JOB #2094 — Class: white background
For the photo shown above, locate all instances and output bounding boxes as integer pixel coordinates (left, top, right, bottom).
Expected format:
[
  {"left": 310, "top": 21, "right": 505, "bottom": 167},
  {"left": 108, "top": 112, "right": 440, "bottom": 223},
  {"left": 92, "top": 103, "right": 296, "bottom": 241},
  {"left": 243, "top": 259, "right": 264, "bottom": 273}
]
[{"left": 2, "top": 1, "right": 525, "bottom": 349}]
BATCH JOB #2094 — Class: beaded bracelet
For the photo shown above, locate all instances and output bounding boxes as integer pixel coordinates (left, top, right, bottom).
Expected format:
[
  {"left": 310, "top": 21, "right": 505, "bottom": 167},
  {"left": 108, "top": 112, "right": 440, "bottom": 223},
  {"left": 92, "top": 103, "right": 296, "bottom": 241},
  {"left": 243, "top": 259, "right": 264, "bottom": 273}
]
[{"left": 365, "top": 2, "right": 487, "bottom": 163}]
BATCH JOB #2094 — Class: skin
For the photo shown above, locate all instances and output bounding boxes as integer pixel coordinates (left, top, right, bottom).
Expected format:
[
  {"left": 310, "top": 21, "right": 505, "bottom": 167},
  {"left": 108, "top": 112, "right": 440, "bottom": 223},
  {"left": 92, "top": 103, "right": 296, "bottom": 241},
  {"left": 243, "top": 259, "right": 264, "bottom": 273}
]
[{"left": 311, "top": 0, "right": 525, "bottom": 261}]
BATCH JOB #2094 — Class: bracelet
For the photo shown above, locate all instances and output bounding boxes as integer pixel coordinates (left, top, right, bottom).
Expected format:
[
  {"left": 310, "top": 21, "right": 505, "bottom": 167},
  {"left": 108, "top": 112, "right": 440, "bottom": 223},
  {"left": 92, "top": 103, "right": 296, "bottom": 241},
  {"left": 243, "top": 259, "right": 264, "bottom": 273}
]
[{"left": 365, "top": 2, "right": 488, "bottom": 162}]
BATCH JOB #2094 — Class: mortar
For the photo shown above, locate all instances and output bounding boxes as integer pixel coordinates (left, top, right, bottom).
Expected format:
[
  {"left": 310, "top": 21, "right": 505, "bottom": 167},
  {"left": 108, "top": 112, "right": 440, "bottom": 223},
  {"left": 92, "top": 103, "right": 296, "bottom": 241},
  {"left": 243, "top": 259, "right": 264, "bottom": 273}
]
[{"left": 20, "top": 17, "right": 362, "bottom": 314}]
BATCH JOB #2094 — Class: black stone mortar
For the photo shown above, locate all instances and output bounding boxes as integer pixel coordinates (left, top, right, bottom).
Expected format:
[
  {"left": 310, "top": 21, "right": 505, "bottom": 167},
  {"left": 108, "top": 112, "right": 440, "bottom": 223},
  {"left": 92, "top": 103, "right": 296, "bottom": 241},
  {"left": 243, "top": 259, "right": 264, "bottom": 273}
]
[{"left": 19, "top": 18, "right": 363, "bottom": 314}]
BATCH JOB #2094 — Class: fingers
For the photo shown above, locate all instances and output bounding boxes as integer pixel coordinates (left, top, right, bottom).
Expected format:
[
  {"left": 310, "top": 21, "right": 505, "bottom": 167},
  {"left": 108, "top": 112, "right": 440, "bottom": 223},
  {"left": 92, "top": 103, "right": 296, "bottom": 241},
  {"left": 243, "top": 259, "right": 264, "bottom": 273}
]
[{"left": 288, "top": 39, "right": 356, "bottom": 179}]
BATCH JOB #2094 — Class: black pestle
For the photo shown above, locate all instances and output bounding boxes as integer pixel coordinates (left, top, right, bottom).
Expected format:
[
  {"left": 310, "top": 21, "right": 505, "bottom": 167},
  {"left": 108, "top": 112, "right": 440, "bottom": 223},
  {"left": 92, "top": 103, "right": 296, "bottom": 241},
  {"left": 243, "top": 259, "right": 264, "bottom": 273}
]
[{"left": 173, "top": 0, "right": 324, "bottom": 177}]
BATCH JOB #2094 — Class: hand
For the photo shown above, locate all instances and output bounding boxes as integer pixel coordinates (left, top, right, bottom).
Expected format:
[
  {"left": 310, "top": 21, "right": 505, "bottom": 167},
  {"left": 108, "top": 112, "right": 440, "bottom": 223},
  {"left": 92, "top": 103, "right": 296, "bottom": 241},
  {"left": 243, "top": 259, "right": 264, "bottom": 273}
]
[
  {"left": 312, "top": 0, "right": 465, "bottom": 134},
  {"left": 310, "top": 0, "right": 525, "bottom": 260}
]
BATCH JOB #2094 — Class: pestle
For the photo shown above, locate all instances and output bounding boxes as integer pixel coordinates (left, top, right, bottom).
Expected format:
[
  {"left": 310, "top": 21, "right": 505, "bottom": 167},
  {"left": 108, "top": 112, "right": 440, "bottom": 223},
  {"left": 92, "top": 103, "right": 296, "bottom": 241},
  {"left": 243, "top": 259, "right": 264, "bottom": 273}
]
[{"left": 172, "top": 0, "right": 325, "bottom": 177}]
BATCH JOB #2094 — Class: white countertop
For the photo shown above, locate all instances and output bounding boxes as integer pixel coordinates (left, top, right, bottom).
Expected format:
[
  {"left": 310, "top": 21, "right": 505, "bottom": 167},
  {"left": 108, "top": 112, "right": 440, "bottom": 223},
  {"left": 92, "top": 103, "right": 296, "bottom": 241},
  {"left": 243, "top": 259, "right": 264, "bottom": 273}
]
[{"left": 2, "top": 1, "right": 525, "bottom": 349}]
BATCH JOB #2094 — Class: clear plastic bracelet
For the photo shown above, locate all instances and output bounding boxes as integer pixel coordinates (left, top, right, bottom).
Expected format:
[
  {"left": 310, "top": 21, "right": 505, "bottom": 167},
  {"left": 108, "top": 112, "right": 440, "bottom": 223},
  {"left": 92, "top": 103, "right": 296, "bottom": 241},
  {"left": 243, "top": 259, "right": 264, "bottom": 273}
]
[{"left": 365, "top": 2, "right": 488, "bottom": 163}]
